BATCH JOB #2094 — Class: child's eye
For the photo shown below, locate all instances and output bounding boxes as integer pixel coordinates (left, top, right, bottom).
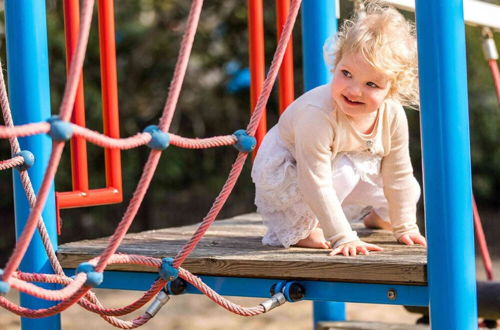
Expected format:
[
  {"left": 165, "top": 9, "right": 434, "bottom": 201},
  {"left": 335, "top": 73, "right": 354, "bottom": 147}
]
[
  {"left": 366, "top": 81, "right": 378, "bottom": 88},
  {"left": 341, "top": 70, "right": 351, "bottom": 78}
]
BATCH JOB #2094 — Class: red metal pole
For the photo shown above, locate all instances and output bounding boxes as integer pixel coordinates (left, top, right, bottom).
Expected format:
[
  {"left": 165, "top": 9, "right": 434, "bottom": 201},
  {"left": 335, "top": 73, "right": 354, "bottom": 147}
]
[
  {"left": 97, "top": 0, "right": 122, "bottom": 195},
  {"left": 63, "top": 0, "right": 89, "bottom": 193},
  {"left": 57, "top": 0, "right": 122, "bottom": 213},
  {"left": 248, "top": 0, "right": 267, "bottom": 156},
  {"left": 276, "top": 0, "right": 295, "bottom": 113},
  {"left": 473, "top": 196, "right": 494, "bottom": 280}
]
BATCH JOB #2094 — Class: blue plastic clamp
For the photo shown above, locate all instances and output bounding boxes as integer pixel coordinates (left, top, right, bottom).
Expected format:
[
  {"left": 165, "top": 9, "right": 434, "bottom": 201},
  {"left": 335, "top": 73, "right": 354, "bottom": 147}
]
[
  {"left": 233, "top": 129, "right": 256, "bottom": 153},
  {"left": 282, "top": 281, "right": 305, "bottom": 302},
  {"left": 47, "top": 115, "right": 73, "bottom": 141},
  {"left": 14, "top": 150, "right": 35, "bottom": 171},
  {"left": 143, "top": 125, "right": 170, "bottom": 150},
  {"left": 159, "top": 257, "right": 179, "bottom": 281},
  {"left": 0, "top": 269, "right": 10, "bottom": 295},
  {"left": 75, "top": 262, "right": 103, "bottom": 288}
]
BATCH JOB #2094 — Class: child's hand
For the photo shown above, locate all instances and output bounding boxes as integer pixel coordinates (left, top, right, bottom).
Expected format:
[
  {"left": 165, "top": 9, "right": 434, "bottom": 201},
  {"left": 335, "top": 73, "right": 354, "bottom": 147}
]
[
  {"left": 398, "top": 233, "right": 427, "bottom": 247},
  {"left": 329, "top": 240, "right": 383, "bottom": 256}
]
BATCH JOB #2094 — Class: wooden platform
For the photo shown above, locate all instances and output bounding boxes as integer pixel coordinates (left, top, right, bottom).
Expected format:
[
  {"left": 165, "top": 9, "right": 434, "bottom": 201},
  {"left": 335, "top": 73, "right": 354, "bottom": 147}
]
[
  {"left": 57, "top": 213, "right": 427, "bottom": 285},
  {"left": 318, "top": 321, "right": 428, "bottom": 330}
]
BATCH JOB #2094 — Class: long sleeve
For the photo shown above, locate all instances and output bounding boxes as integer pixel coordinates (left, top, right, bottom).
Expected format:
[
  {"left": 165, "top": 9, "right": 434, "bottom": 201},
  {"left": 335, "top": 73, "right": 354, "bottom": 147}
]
[
  {"left": 290, "top": 106, "right": 359, "bottom": 247},
  {"left": 380, "top": 105, "right": 421, "bottom": 238}
]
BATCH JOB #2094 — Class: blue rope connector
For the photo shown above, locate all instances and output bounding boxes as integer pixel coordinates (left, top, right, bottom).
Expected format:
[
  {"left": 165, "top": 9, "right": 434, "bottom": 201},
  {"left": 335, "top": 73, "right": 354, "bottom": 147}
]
[
  {"left": 15, "top": 150, "right": 35, "bottom": 171},
  {"left": 47, "top": 115, "right": 73, "bottom": 141},
  {"left": 0, "top": 269, "right": 10, "bottom": 296},
  {"left": 144, "top": 125, "right": 170, "bottom": 150},
  {"left": 159, "top": 257, "right": 178, "bottom": 281},
  {"left": 75, "top": 262, "right": 103, "bottom": 288},
  {"left": 233, "top": 129, "right": 256, "bottom": 153}
]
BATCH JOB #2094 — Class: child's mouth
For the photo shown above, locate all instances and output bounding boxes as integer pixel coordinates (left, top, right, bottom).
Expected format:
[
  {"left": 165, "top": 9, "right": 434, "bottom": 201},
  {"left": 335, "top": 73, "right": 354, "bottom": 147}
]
[{"left": 343, "top": 95, "right": 363, "bottom": 105}]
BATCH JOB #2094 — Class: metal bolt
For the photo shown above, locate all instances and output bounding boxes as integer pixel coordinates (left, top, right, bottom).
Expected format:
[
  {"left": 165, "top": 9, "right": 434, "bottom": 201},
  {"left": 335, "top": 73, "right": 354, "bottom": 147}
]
[{"left": 387, "top": 289, "right": 397, "bottom": 300}]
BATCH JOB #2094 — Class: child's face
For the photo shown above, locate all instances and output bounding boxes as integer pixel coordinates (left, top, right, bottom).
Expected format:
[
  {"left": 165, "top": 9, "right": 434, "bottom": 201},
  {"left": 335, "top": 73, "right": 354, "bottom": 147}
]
[{"left": 331, "top": 52, "right": 392, "bottom": 120}]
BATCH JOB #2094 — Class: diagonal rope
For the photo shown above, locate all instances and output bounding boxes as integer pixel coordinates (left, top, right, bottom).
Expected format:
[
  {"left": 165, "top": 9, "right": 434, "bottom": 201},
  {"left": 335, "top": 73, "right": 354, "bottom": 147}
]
[
  {"left": 2, "top": 0, "right": 96, "bottom": 282},
  {"left": 173, "top": 0, "right": 302, "bottom": 268},
  {"left": 0, "top": 0, "right": 303, "bottom": 325}
]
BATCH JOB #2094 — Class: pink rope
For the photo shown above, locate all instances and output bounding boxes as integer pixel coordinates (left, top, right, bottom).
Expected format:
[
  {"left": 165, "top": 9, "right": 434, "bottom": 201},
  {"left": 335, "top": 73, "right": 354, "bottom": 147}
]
[
  {"left": 72, "top": 125, "right": 151, "bottom": 149},
  {"left": 58, "top": 0, "right": 95, "bottom": 122},
  {"left": 170, "top": 133, "right": 237, "bottom": 149},
  {"left": 0, "top": 122, "right": 50, "bottom": 139},
  {"left": 0, "top": 287, "right": 90, "bottom": 318},
  {"left": 9, "top": 273, "right": 88, "bottom": 301},
  {"left": 0, "top": 156, "right": 23, "bottom": 170},
  {"left": 246, "top": 0, "right": 301, "bottom": 136},
  {"left": 158, "top": 1, "right": 203, "bottom": 132},
  {"left": 179, "top": 269, "right": 265, "bottom": 316},
  {"left": 0, "top": 0, "right": 303, "bottom": 324},
  {"left": 94, "top": 0, "right": 204, "bottom": 273},
  {"left": 2, "top": 0, "right": 95, "bottom": 282}
]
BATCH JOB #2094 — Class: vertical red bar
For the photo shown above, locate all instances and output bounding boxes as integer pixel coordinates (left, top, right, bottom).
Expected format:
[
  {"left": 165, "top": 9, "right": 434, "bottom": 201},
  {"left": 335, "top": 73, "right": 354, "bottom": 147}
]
[
  {"left": 276, "top": 0, "right": 295, "bottom": 113},
  {"left": 63, "top": 0, "right": 89, "bottom": 192},
  {"left": 248, "top": 0, "right": 267, "bottom": 156},
  {"left": 97, "top": 0, "right": 122, "bottom": 193}
]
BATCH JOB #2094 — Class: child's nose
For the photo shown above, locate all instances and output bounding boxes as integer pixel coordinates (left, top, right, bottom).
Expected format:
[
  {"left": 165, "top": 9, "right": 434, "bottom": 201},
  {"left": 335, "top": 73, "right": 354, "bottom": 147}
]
[{"left": 347, "top": 84, "right": 362, "bottom": 97}]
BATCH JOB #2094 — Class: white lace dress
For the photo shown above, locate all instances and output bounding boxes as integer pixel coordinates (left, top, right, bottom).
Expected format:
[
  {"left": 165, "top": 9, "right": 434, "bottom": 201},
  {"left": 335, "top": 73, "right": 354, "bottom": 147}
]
[{"left": 251, "top": 125, "right": 387, "bottom": 248}]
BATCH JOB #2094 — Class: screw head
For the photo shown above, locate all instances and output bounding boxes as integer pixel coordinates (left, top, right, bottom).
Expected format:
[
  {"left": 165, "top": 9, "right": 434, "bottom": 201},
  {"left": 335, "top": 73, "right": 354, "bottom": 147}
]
[{"left": 387, "top": 289, "right": 397, "bottom": 300}]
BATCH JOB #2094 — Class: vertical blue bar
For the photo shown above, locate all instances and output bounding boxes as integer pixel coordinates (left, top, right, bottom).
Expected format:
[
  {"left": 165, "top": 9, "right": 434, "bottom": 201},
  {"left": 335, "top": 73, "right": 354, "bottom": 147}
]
[
  {"left": 415, "top": 0, "right": 477, "bottom": 329},
  {"left": 302, "top": 1, "right": 346, "bottom": 327},
  {"left": 301, "top": 0, "right": 336, "bottom": 91},
  {"left": 4, "top": 1, "right": 61, "bottom": 329}
]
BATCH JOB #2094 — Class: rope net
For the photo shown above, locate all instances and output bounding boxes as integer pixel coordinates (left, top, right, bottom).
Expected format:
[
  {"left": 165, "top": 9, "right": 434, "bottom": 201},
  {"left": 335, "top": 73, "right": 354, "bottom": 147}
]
[{"left": 0, "top": 0, "right": 302, "bottom": 327}]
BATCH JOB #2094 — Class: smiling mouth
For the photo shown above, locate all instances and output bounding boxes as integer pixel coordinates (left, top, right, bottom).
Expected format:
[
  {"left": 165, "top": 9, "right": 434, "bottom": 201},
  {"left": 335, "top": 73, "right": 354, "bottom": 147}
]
[{"left": 343, "top": 95, "right": 364, "bottom": 105}]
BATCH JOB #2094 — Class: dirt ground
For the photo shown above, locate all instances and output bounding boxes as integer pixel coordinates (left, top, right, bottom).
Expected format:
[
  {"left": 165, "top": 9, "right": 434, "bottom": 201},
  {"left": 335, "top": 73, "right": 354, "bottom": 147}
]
[{"left": 0, "top": 257, "right": 497, "bottom": 330}]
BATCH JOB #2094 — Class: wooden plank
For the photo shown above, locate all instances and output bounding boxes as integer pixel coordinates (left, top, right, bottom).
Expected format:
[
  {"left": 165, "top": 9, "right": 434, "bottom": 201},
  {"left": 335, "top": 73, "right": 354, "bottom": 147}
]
[
  {"left": 318, "top": 321, "right": 490, "bottom": 330},
  {"left": 318, "top": 321, "right": 429, "bottom": 330},
  {"left": 57, "top": 213, "right": 427, "bottom": 285}
]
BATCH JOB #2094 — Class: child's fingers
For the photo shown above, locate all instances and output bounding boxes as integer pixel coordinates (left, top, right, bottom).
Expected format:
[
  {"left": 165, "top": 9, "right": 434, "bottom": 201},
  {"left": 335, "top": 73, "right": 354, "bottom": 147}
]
[
  {"left": 329, "top": 247, "right": 342, "bottom": 256},
  {"left": 399, "top": 234, "right": 414, "bottom": 246},
  {"left": 359, "top": 246, "right": 370, "bottom": 255},
  {"left": 365, "top": 243, "right": 383, "bottom": 251},
  {"left": 410, "top": 234, "right": 427, "bottom": 247},
  {"left": 350, "top": 246, "right": 357, "bottom": 256}
]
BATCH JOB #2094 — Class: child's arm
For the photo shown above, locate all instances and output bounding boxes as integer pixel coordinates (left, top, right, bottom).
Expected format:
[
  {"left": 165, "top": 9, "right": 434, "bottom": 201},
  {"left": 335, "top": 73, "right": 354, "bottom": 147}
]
[
  {"left": 292, "top": 107, "right": 359, "bottom": 247},
  {"left": 381, "top": 103, "right": 425, "bottom": 246}
]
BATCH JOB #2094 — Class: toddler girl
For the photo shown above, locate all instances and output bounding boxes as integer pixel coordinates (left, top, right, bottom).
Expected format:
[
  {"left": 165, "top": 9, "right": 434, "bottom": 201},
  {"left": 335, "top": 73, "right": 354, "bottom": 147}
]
[{"left": 251, "top": 2, "right": 426, "bottom": 256}]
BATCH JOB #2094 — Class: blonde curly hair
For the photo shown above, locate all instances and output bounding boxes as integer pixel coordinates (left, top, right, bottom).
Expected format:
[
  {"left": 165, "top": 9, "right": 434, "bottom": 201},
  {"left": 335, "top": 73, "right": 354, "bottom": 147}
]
[{"left": 324, "top": 1, "right": 419, "bottom": 107}]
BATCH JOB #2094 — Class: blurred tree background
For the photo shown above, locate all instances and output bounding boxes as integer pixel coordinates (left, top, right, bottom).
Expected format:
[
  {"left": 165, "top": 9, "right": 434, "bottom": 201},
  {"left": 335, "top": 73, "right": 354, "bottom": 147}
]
[{"left": 0, "top": 1, "right": 500, "bottom": 264}]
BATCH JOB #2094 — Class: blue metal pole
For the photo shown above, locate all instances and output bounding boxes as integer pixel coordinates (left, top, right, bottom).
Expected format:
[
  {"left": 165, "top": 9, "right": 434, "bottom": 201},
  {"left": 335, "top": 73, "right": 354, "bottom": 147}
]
[
  {"left": 415, "top": 0, "right": 477, "bottom": 328},
  {"left": 4, "top": 1, "right": 60, "bottom": 329},
  {"left": 301, "top": 1, "right": 345, "bottom": 327},
  {"left": 301, "top": 0, "right": 336, "bottom": 91}
]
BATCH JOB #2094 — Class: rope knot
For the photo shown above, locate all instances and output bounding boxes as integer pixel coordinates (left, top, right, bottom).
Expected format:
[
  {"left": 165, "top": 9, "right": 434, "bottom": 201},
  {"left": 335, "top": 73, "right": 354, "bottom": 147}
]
[
  {"left": 47, "top": 116, "right": 73, "bottom": 141},
  {"left": 14, "top": 150, "right": 35, "bottom": 171},
  {"left": 144, "top": 125, "right": 170, "bottom": 150},
  {"left": 76, "top": 262, "right": 103, "bottom": 288},
  {"left": 159, "top": 258, "right": 178, "bottom": 281},
  {"left": 233, "top": 129, "right": 256, "bottom": 153},
  {"left": 0, "top": 269, "right": 10, "bottom": 296}
]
